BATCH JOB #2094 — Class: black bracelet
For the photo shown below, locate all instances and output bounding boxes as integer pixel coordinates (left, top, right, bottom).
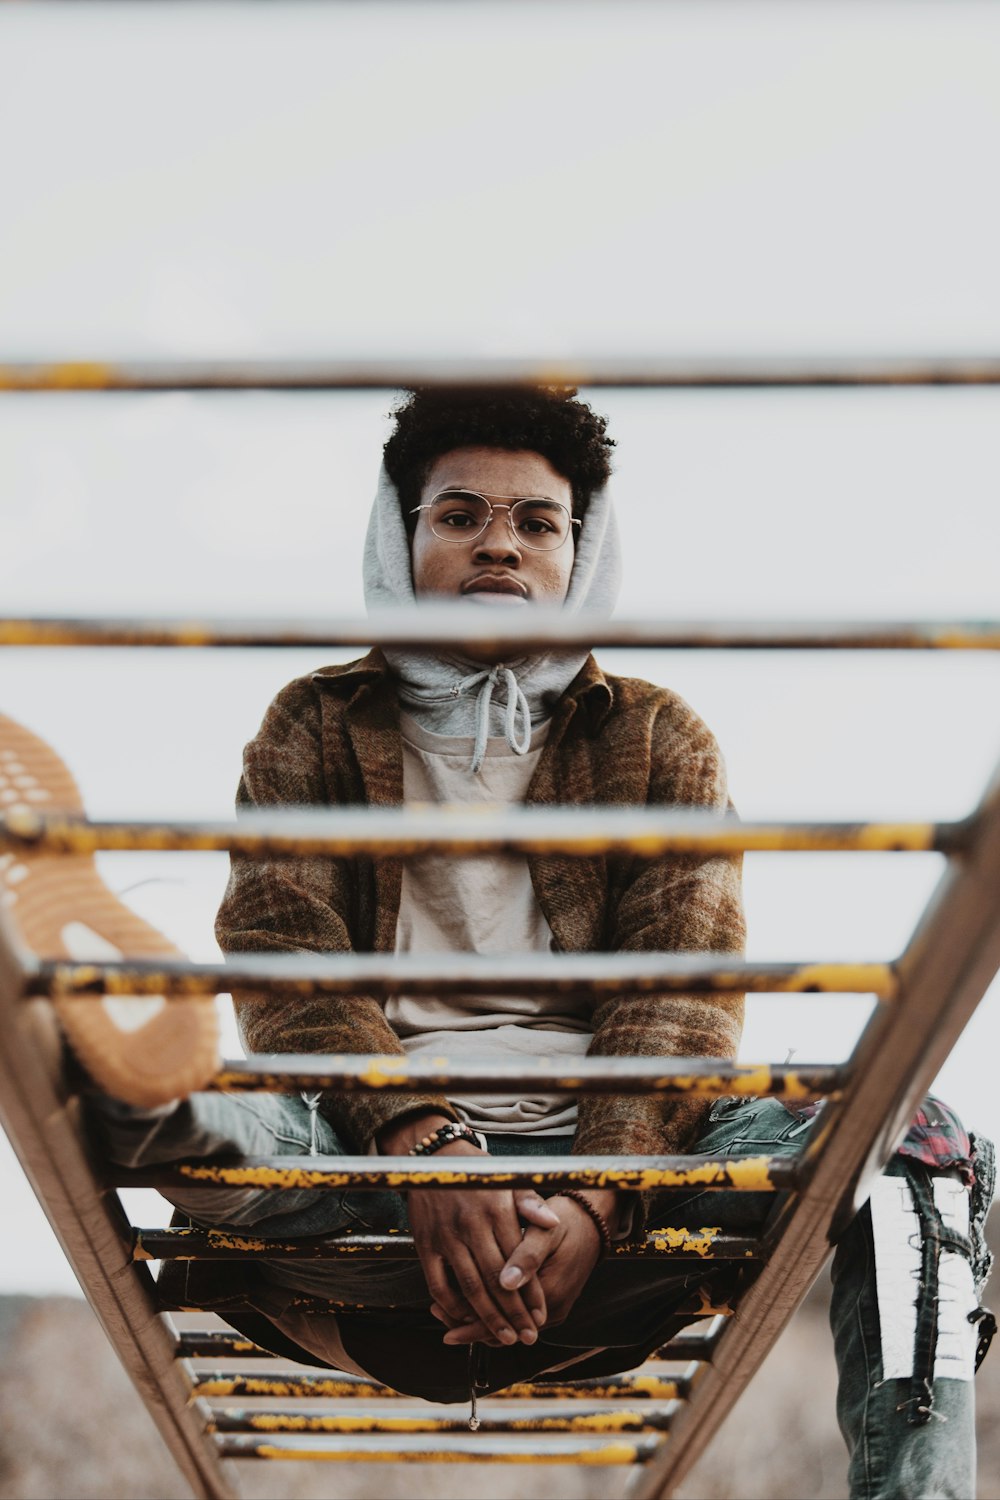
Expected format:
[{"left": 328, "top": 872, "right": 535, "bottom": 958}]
[
  {"left": 408, "top": 1122, "right": 488, "bottom": 1157},
  {"left": 553, "top": 1189, "right": 613, "bottom": 1258}
]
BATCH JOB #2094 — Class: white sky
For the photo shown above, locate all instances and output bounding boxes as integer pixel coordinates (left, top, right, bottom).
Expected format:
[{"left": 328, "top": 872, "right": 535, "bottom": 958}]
[{"left": 1, "top": 1, "right": 999, "bottom": 1296}]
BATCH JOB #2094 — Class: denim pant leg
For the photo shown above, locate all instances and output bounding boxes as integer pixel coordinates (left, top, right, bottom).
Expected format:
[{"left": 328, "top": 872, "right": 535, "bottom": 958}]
[
  {"left": 86, "top": 1089, "right": 408, "bottom": 1240},
  {"left": 830, "top": 1155, "right": 988, "bottom": 1500}
]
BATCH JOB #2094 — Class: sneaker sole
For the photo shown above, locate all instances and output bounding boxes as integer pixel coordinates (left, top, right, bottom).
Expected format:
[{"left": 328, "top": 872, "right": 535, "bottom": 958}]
[{"left": 0, "top": 714, "right": 220, "bottom": 1107}]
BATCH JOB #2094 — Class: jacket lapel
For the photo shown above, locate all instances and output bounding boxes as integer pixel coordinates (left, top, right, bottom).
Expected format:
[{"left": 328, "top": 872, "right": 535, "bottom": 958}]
[
  {"left": 527, "top": 662, "right": 611, "bottom": 953},
  {"left": 342, "top": 669, "right": 404, "bottom": 955}
]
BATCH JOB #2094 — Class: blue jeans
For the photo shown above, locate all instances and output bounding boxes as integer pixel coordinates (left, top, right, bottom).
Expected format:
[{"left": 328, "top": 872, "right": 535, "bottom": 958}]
[{"left": 92, "top": 1091, "right": 994, "bottom": 1498}]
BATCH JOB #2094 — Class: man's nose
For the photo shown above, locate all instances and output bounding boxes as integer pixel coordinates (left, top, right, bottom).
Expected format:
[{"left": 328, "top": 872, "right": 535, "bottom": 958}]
[{"left": 473, "top": 510, "right": 521, "bottom": 563}]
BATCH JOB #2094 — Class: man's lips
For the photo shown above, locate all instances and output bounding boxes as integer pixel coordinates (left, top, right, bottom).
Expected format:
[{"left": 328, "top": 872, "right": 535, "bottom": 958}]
[{"left": 461, "top": 575, "right": 528, "bottom": 598}]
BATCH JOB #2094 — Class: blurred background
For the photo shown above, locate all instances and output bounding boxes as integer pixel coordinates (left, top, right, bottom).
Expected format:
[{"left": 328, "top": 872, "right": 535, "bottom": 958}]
[{"left": 1, "top": 2, "right": 999, "bottom": 1495}]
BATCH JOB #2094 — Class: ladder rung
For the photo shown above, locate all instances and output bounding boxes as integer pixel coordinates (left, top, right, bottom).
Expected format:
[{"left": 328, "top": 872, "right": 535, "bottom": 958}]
[
  {"left": 4, "top": 804, "right": 964, "bottom": 861},
  {"left": 206, "top": 1405, "right": 676, "bottom": 1436},
  {"left": 136, "top": 1226, "right": 761, "bottom": 1262},
  {"left": 174, "top": 1322, "right": 724, "bottom": 1362},
  {"left": 211, "top": 1430, "right": 663, "bottom": 1463},
  {"left": 5, "top": 355, "right": 1000, "bottom": 391},
  {"left": 2, "top": 611, "right": 1000, "bottom": 651},
  {"left": 208, "top": 1055, "right": 845, "bottom": 1097},
  {"left": 116, "top": 1152, "right": 799, "bottom": 1193},
  {"left": 193, "top": 1370, "right": 690, "bottom": 1403}
]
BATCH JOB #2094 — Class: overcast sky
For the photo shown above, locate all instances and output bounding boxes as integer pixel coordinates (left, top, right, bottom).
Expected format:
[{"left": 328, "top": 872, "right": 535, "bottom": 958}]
[{"left": 1, "top": 1, "right": 999, "bottom": 1296}]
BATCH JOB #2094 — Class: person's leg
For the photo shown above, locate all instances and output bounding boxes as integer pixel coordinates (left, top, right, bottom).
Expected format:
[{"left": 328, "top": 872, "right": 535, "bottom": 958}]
[
  {"left": 658, "top": 1096, "right": 994, "bottom": 1500},
  {"left": 830, "top": 1149, "right": 994, "bottom": 1500},
  {"left": 88, "top": 1087, "right": 408, "bottom": 1239}
]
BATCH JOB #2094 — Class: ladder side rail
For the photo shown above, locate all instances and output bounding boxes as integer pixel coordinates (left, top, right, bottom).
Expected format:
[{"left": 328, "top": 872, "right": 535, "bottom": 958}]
[{"left": 0, "top": 911, "right": 239, "bottom": 1500}]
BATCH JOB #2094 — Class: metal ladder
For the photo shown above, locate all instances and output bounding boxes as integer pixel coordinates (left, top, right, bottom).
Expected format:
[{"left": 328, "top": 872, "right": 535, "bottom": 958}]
[{"left": 2, "top": 357, "right": 999, "bottom": 1500}]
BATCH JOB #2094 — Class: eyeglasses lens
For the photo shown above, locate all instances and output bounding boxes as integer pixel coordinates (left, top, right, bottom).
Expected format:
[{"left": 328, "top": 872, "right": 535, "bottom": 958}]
[{"left": 428, "top": 492, "right": 571, "bottom": 551}]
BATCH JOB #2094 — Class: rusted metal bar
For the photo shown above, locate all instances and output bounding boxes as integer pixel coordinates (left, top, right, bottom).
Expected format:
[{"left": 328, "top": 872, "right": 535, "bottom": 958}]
[
  {"left": 2, "top": 613, "right": 999, "bottom": 651},
  {"left": 1, "top": 804, "right": 964, "bottom": 859},
  {"left": 202, "top": 1054, "right": 842, "bottom": 1099},
  {"left": 165, "top": 1289, "right": 737, "bottom": 1323},
  {"left": 0, "top": 911, "right": 238, "bottom": 1500},
  {"left": 211, "top": 1431, "right": 662, "bottom": 1463},
  {"left": 174, "top": 1323, "right": 722, "bottom": 1362},
  {"left": 177, "top": 1330, "right": 272, "bottom": 1359},
  {"left": 633, "top": 761, "right": 1000, "bottom": 1500},
  {"left": 206, "top": 1406, "right": 676, "bottom": 1437},
  {"left": 115, "top": 1151, "right": 798, "bottom": 1194},
  {"left": 134, "top": 1225, "right": 759, "bottom": 1262},
  {"left": 193, "top": 1370, "right": 689, "bottom": 1403},
  {"left": 208, "top": 1056, "right": 846, "bottom": 1099},
  {"left": 3, "top": 355, "right": 1000, "bottom": 391},
  {"left": 27, "top": 952, "right": 899, "bottom": 1003}
]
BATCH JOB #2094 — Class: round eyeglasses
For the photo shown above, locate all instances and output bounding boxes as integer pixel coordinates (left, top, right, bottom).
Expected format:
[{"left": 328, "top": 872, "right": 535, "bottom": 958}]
[{"left": 411, "top": 489, "right": 581, "bottom": 553}]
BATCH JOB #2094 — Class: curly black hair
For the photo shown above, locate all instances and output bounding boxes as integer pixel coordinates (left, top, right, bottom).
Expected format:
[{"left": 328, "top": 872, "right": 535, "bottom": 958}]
[{"left": 383, "top": 387, "right": 615, "bottom": 534}]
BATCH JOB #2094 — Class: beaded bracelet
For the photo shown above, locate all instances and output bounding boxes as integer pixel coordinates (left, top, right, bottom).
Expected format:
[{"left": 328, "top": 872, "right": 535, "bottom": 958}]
[
  {"left": 553, "top": 1189, "right": 613, "bottom": 1258},
  {"left": 408, "top": 1122, "right": 488, "bottom": 1156}
]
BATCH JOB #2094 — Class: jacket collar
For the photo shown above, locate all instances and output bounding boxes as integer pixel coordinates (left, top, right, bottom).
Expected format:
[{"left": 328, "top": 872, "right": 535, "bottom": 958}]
[{"left": 313, "top": 648, "right": 614, "bottom": 731}]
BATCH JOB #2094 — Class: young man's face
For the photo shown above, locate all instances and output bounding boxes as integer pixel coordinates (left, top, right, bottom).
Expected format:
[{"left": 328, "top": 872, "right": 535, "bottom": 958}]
[{"left": 410, "top": 447, "right": 576, "bottom": 606}]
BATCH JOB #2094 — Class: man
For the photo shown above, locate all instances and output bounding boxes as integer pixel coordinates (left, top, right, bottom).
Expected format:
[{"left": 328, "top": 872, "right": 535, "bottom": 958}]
[{"left": 3, "top": 386, "right": 993, "bottom": 1495}]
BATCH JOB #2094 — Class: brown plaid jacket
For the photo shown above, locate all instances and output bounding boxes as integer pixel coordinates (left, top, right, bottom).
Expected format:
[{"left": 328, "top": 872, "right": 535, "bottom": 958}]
[{"left": 215, "top": 649, "right": 746, "bottom": 1158}]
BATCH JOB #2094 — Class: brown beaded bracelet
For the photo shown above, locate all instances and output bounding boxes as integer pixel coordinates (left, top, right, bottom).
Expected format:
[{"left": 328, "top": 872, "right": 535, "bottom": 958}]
[
  {"left": 408, "top": 1122, "right": 488, "bottom": 1157},
  {"left": 553, "top": 1189, "right": 613, "bottom": 1258}
]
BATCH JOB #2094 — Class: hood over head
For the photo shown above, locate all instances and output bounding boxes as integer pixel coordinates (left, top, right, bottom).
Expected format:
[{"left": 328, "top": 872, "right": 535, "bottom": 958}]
[{"left": 363, "top": 463, "right": 622, "bottom": 771}]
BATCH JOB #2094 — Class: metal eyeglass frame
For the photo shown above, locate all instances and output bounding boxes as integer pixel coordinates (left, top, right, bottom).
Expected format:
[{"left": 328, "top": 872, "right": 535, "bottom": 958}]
[{"left": 410, "top": 488, "right": 582, "bottom": 552}]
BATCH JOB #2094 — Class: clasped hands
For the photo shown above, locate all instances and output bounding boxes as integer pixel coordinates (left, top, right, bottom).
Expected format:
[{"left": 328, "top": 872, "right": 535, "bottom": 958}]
[{"left": 376, "top": 1111, "right": 618, "bottom": 1348}]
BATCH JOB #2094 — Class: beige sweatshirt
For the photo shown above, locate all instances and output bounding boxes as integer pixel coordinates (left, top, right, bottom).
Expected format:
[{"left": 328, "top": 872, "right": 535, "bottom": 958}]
[{"left": 387, "top": 712, "right": 593, "bottom": 1134}]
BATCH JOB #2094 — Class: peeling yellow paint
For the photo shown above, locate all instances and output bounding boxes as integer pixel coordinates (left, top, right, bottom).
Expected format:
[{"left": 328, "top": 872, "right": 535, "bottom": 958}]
[
  {"left": 501, "top": 1375, "right": 679, "bottom": 1401},
  {"left": 0, "top": 361, "right": 117, "bottom": 390},
  {"left": 358, "top": 1057, "right": 411, "bottom": 1089},
  {"left": 175, "top": 1155, "right": 780, "bottom": 1193},
  {"left": 204, "top": 1232, "right": 298, "bottom": 1254},
  {"left": 776, "top": 963, "right": 897, "bottom": 999},
  {"left": 248, "top": 1442, "right": 644, "bottom": 1464},
  {"left": 196, "top": 1377, "right": 387, "bottom": 1400},
  {"left": 650, "top": 1226, "right": 721, "bottom": 1257},
  {"left": 725, "top": 1157, "right": 777, "bottom": 1191}
]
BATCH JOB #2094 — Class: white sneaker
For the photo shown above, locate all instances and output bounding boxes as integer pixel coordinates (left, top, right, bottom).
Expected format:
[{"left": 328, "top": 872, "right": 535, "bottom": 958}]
[{"left": 0, "top": 714, "right": 220, "bottom": 1106}]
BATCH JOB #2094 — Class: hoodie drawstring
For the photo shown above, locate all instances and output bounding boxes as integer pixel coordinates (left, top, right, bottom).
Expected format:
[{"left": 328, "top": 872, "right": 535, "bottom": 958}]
[
  {"left": 301, "top": 1091, "right": 322, "bottom": 1155},
  {"left": 455, "top": 663, "right": 532, "bottom": 774}
]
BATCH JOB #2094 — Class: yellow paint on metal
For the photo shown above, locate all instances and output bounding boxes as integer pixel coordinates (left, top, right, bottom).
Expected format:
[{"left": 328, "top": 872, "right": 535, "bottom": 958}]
[
  {"left": 657, "top": 1062, "right": 820, "bottom": 1104},
  {"left": 774, "top": 963, "right": 897, "bottom": 1000},
  {"left": 500, "top": 1375, "right": 679, "bottom": 1401},
  {"left": 195, "top": 1377, "right": 388, "bottom": 1400},
  {"left": 854, "top": 824, "right": 936, "bottom": 852},
  {"left": 175, "top": 1156, "right": 780, "bottom": 1192},
  {"left": 725, "top": 1157, "right": 779, "bottom": 1191},
  {"left": 247, "top": 1442, "right": 644, "bottom": 1464},
  {"left": 358, "top": 1057, "right": 411, "bottom": 1089},
  {"left": 627, "top": 1157, "right": 776, "bottom": 1192},
  {"left": 0, "top": 361, "right": 117, "bottom": 390},
  {"left": 204, "top": 1231, "right": 301, "bottom": 1254},
  {"left": 217, "top": 1411, "right": 657, "bottom": 1436},
  {"left": 650, "top": 1226, "right": 721, "bottom": 1258},
  {"left": 624, "top": 1375, "right": 681, "bottom": 1400}
]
